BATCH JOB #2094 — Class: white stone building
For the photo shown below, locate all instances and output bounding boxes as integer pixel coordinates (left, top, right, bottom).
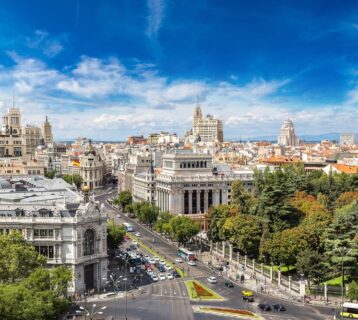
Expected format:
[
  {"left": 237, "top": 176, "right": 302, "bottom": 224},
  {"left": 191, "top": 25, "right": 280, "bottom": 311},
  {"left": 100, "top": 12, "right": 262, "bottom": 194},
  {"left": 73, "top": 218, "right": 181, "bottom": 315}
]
[
  {"left": 340, "top": 133, "right": 356, "bottom": 146},
  {"left": 0, "top": 176, "right": 108, "bottom": 294},
  {"left": 278, "top": 119, "right": 299, "bottom": 146},
  {"left": 80, "top": 143, "right": 104, "bottom": 190}
]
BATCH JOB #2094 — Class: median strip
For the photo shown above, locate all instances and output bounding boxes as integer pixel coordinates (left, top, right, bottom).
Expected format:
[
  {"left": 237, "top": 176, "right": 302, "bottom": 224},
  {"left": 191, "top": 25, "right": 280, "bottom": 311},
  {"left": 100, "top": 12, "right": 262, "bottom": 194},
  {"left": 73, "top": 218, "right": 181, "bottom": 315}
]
[{"left": 185, "top": 280, "right": 224, "bottom": 301}]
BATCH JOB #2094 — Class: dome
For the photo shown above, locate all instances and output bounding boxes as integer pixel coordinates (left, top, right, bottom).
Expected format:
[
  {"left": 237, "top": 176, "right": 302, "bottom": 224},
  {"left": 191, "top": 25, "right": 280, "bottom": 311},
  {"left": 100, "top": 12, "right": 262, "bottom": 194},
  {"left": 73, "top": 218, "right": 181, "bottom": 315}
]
[{"left": 82, "top": 186, "right": 90, "bottom": 192}]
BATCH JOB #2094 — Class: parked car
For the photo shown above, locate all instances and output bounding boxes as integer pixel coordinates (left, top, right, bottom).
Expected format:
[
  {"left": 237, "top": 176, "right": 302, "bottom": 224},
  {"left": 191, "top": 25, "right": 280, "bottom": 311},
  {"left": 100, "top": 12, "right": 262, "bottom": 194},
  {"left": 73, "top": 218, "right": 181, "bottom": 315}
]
[
  {"left": 165, "top": 264, "right": 172, "bottom": 271},
  {"left": 207, "top": 276, "right": 217, "bottom": 284},
  {"left": 159, "top": 273, "right": 166, "bottom": 281},
  {"left": 166, "top": 273, "right": 174, "bottom": 280},
  {"left": 158, "top": 265, "right": 165, "bottom": 272},
  {"left": 187, "top": 260, "right": 196, "bottom": 266},
  {"left": 153, "top": 256, "right": 160, "bottom": 262},
  {"left": 258, "top": 304, "right": 271, "bottom": 311},
  {"left": 173, "top": 270, "right": 181, "bottom": 278},
  {"left": 148, "top": 258, "right": 156, "bottom": 264},
  {"left": 151, "top": 274, "right": 159, "bottom": 282},
  {"left": 131, "top": 240, "right": 138, "bottom": 246},
  {"left": 224, "top": 281, "right": 234, "bottom": 288},
  {"left": 159, "top": 260, "right": 166, "bottom": 266},
  {"left": 273, "top": 304, "right": 286, "bottom": 312},
  {"left": 175, "top": 257, "right": 183, "bottom": 263}
]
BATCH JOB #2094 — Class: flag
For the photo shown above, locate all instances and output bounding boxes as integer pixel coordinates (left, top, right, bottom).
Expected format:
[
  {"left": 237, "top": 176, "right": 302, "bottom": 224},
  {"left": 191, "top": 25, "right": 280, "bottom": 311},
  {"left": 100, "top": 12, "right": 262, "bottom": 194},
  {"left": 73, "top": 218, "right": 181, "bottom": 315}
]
[{"left": 72, "top": 160, "right": 80, "bottom": 167}]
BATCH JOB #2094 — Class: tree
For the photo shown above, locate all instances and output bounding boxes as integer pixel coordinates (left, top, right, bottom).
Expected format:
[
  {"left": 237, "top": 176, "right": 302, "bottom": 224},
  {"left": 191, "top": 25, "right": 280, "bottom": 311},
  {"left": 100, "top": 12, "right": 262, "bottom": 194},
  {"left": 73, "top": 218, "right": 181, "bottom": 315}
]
[
  {"left": 207, "top": 205, "right": 232, "bottom": 242},
  {"left": 45, "top": 170, "right": 56, "bottom": 179},
  {"left": 115, "top": 191, "right": 132, "bottom": 209},
  {"left": 107, "top": 221, "right": 126, "bottom": 249},
  {"left": 138, "top": 203, "right": 159, "bottom": 225},
  {"left": 231, "top": 180, "right": 253, "bottom": 214},
  {"left": 155, "top": 211, "right": 173, "bottom": 234},
  {"left": 296, "top": 249, "right": 328, "bottom": 291},
  {"left": 335, "top": 191, "right": 358, "bottom": 209},
  {"left": 169, "top": 216, "right": 200, "bottom": 247},
  {"left": 223, "top": 214, "right": 263, "bottom": 256},
  {"left": 62, "top": 174, "right": 83, "bottom": 189},
  {"left": 0, "top": 232, "right": 46, "bottom": 283},
  {"left": 348, "top": 281, "right": 358, "bottom": 301},
  {"left": 50, "top": 265, "right": 72, "bottom": 298}
]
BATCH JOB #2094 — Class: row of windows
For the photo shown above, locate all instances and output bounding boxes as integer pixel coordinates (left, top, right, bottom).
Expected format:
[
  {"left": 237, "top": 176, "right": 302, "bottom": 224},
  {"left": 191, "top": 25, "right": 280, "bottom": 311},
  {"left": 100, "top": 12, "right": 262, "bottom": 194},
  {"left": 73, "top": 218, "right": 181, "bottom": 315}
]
[
  {"left": 0, "top": 228, "right": 23, "bottom": 235},
  {"left": 34, "top": 229, "right": 54, "bottom": 238},
  {"left": 35, "top": 246, "right": 54, "bottom": 259},
  {"left": 0, "top": 170, "right": 21, "bottom": 174},
  {"left": 0, "top": 140, "right": 22, "bottom": 144},
  {"left": 179, "top": 161, "right": 208, "bottom": 169}
]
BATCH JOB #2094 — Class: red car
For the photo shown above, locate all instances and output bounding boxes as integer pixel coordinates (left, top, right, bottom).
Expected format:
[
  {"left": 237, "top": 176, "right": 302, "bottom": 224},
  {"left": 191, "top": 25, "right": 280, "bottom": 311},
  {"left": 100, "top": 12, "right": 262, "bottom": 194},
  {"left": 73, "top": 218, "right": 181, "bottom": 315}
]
[
  {"left": 145, "top": 264, "right": 152, "bottom": 270},
  {"left": 124, "top": 235, "right": 130, "bottom": 240}
]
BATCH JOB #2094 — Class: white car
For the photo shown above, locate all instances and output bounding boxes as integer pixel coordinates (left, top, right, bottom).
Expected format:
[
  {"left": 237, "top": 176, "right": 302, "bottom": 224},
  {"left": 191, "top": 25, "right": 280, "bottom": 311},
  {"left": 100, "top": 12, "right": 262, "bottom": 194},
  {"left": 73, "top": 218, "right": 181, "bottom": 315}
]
[
  {"left": 151, "top": 274, "right": 159, "bottom": 282},
  {"left": 187, "top": 260, "right": 196, "bottom": 266},
  {"left": 207, "top": 276, "right": 217, "bottom": 284},
  {"left": 135, "top": 232, "right": 141, "bottom": 237},
  {"left": 148, "top": 258, "right": 156, "bottom": 264},
  {"left": 166, "top": 273, "right": 174, "bottom": 280},
  {"left": 131, "top": 240, "right": 138, "bottom": 246},
  {"left": 159, "top": 260, "right": 166, "bottom": 266},
  {"left": 153, "top": 256, "right": 160, "bottom": 262},
  {"left": 165, "top": 264, "right": 172, "bottom": 271},
  {"left": 175, "top": 257, "right": 183, "bottom": 263},
  {"left": 159, "top": 273, "right": 166, "bottom": 281},
  {"left": 147, "top": 270, "right": 154, "bottom": 276}
]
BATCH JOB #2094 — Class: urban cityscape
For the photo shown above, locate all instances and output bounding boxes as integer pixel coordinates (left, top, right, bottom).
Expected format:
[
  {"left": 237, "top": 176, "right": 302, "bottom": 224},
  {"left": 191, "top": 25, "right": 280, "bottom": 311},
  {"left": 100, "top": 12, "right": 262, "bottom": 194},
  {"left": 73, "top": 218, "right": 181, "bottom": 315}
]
[{"left": 0, "top": 1, "right": 357, "bottom": 320}]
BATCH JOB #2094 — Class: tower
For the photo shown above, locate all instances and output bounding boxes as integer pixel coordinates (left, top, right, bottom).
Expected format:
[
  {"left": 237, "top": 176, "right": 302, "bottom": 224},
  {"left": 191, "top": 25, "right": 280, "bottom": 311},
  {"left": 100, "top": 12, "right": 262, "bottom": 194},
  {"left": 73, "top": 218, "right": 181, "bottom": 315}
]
[
  {"left": 42, "top": 116, "right": 53, "bottom": 146},
  {"left": 278, "top": 119, "right": 299, "bottom": 146}
]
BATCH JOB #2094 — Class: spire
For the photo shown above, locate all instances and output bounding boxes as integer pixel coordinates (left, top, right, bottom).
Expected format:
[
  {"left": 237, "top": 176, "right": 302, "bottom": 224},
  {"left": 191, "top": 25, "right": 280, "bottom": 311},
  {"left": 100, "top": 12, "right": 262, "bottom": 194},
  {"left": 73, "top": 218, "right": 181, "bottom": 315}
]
[{"left": 45, "top": 115, "right": 48, "bottom": 123}]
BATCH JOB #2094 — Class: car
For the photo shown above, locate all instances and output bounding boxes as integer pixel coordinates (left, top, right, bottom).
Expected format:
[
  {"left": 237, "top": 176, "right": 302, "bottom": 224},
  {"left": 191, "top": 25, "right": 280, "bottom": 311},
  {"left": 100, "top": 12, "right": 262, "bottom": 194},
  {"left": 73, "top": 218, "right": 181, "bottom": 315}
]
[
  {"left": 124, "top": 235, "right": 130, "bottom": 240},
  {"left": 153, "top": 256, "right": 160, "bottom": 262},
  {"left": 158, "top": 265, "right": 165, "bottom": 272},
  {"left": 165, "top": 264, "right": 172, "bottom": 271},
  {"left": 117, "top": 214, "right": 121, "bottom": 218},
  {"left": 273, "top": 304, "right": 286, "bottom": 312},
  {"left": 143, "top": 255, "right": 150, "bottom": 262},
  {"left": 175, "top": 257, "right": 183, "bottom": 263},
  {"left": 172, "top": 270, "right": 181, "bottom": 278},
  {"left": 144, "top": 263, "right": 152, "bottom": 270},
  {"left": 131, "top": 240, "right": 138, "bottom": 246},
  {"left": 258, "top": 304, "right": 271, "bottom": 311},
  {"left": 147, "top": 270, "right": 154, "bottom": 276},
  {"left": 224, "top": 281, "right": 234, "bottom": 288},
  {"left": 187, "top": 260, "right": 196, "bottom": 266},
  {"left": 166, "top": 273, "right": 174, "bottom": 280},
  {"left": 159, "top": 260, "right": 166, "bottom": 266},
  {"left": 242, "top": 290, "right": 254, "bottom": 302},
  {"left": 148, "top": 258, "right": 156, "bottom": 264},
  {"left": 135, "top": 232, "right": 141, "bottom": 237},
  {"left": 207, "top": 276, "right": 217, "bottom": 284},
  {"left": 151, "top": 274, "right": 159, "bottom": 282},
  {"left": 159, "top": 273, "right": 166, "bottom": 281}
]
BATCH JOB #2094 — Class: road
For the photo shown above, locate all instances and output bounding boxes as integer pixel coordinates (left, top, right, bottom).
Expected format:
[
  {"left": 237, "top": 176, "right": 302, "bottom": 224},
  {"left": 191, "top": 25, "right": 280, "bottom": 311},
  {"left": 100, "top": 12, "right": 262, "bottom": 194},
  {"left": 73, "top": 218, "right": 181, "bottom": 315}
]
[{"left": 94, "top": 191, "right": 336, "bottom": 320}]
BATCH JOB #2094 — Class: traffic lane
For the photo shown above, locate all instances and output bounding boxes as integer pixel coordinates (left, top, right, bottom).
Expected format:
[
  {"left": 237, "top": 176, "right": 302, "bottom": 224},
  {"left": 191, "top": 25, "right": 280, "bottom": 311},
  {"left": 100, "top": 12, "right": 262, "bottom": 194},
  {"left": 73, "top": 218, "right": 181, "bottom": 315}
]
[{"left": 200, "top": 277, "right": 330, "bottom": 320}]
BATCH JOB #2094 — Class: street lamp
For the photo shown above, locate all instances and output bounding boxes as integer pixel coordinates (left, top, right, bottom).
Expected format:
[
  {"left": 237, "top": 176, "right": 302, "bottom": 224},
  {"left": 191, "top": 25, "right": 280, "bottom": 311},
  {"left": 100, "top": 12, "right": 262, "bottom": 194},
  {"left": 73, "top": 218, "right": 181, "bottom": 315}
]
[
  {"left": 340, "top": 247, "right": 347, "bottom": 319},
  {"left": 300, "top": 272, "right": 305, "bottom": 306},
  {"left": 77, "top": 304, "right": 107, "bottom": 320},
  {"left": 104, "top": 273, "right": 123, "bottom": 320}
]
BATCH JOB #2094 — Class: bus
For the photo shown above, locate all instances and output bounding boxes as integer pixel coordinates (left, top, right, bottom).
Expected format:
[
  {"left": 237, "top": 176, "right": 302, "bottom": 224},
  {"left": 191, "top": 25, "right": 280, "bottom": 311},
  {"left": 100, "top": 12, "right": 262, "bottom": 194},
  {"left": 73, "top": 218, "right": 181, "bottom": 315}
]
[
  {"left": 123, "top": 222, "right": 134, "bottom": 232},
  {"left": 177, "top": 248, "right": 196, "bottom": 261},
  {"left": 341, "top": 303, "right": 358, "bottom": 318}
]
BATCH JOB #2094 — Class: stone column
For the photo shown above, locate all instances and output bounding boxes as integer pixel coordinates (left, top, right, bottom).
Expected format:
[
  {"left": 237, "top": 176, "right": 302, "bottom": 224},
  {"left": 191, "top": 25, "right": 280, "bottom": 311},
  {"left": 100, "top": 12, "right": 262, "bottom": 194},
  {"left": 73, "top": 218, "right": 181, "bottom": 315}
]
[
  {"left": 204, "top": 190, "right": 209, "bottom": 213},
  {"left": 270, "top": 266, "right": 273, "bottom": 281},
  {"left": 188, "top": 190, "right": 193, "bottom": 214},
  {"left": 302, "top": 280, "right": 307, "bottom": 299},
  {"left": 261, "top": 263, "right": 264, "bottom": 275},
  {"left": 222, "top": 241, "right": 225, "bottom": 257},
  {"left": 278, "top": 270, "right": 281, "bottom": 288},
  {"left": 288, "top": 276, "right": 292, "bottom": 293},
  {"left": 252, "top": 259, "right": 256, "bottom": 271},
  {"left": 215, "top": 242, "right": 219, "bottom": 253},
  {"left": 210, "top": 240, "right": 213, "bottom": 253},
  {"left": 229, "top": 244, "right": 233, "bottom": 262},
  {"left": 237, "top": 252, "right": 240, "bottom": 264},
  {"left": 244, "top": 255, "right": 247, "bottom": 267},
  {"left": 196, "top": 190, "right": 201, "bottom": 213}
]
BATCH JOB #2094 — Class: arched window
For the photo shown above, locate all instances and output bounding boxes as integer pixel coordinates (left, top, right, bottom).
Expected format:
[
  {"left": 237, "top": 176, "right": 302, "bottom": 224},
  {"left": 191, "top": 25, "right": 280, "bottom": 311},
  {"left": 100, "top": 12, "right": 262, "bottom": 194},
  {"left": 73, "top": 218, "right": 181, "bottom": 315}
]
[{"left": 83, "top": 229, "right": 95, "bottom": 256}]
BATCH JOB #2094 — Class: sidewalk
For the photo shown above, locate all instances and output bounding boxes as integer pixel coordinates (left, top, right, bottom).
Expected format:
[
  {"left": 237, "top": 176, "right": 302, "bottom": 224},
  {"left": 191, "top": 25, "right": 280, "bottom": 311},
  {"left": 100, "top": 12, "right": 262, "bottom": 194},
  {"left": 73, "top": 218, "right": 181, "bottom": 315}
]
[{"left": 78, "top": 288, "right": 144, "bottom": 303}]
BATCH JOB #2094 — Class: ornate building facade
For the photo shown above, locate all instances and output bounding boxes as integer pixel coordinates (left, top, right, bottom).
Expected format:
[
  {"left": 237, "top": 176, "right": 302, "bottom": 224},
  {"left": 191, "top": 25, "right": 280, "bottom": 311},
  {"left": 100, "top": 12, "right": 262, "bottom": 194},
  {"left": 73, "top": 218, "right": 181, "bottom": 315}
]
[
  {"left": 278, "top": 119, "right": 299, "bottom": 146},
  {"left": 79, "top": 143, "right": 104, "bottom": 190}
]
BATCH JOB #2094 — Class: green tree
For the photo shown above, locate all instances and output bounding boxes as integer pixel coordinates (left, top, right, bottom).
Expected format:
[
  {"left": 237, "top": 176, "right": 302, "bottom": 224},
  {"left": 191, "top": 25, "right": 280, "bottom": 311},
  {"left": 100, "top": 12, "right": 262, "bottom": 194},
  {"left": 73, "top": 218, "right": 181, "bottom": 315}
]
[
  {"left": 348, "top": 281, "right": 358, "bottom": 301},
  {"left": 296, "top": 249, "right": 328, "bottom": 291},
  {"left": 0, "top": 232, "right": 46, "bottom": 283},
  {"left": 231, "top": 180, "right": 253, "bottom": 214},
  {"left": 45, "top": 170, "right": 56, "bottom": 179},
  {"left": 223, "top": 214, "right": 263, "bottom": 256},
  {"left": 155, "top": 211, "right": 173, "bottom": 234},
  {"left": 138, "top": 203, "right": 159, "bottom": 226},
  {"left": 169, "top": 216, "right": 200, "bottom": 247},
  {"left": 107, "top": 221, "right": 126, "bottom": 249},
  {"left": 115, "top": 191, "right": 132, "bottom": 209},
  {"left": 62, "top": 174, "right": 83, "bottom": 189},
  {"left": 207, "top": 205, "right": 232, "bottom": 242}
]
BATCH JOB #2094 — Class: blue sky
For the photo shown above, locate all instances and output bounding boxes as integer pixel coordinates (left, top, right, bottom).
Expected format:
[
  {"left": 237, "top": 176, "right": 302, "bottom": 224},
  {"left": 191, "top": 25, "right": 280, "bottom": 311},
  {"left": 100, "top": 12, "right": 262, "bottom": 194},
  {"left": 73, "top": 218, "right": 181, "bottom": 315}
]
[{"left": 0, "top": 0, "right": 357, "bottom": 140}]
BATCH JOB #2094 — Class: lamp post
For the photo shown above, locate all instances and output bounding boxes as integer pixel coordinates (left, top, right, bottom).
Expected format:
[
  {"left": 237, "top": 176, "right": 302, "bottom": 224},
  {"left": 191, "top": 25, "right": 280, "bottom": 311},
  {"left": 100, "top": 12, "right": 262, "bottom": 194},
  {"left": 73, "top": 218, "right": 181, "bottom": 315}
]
[
  {"left": 340, "top": 247, "right": 347, "bottom": 319},
  {"left": 103, "top": 273, "right": 123, "bottom": 320},
  {"left": 300, "top": 272, "right": 305, "bottom": 306},
  {"left": 77, "top": 304, "right": 107, "bottom": 320}
]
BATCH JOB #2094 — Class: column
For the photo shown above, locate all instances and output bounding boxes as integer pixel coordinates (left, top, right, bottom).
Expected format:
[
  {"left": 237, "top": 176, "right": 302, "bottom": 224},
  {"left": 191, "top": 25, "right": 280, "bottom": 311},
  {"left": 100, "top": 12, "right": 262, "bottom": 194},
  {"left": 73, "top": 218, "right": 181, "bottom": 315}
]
[
  {"left": 288, "top": 276, "right": 292, "bottom": 294},
  {"left": 214, "top": 190, "right": 219, "bottom": 206},
  {"left": 261, "top": 263, "right": 264, "bottom": 276},
  {"left": 252, "top": 259, "right": 255, "bottom": 271},
  {"left": 270, "top": 266, "right": 273, "bottom": 281},
  {"left": 188, "top": 191, "right": 193, "bottom": 214},
  {"left": 229, "top": 244, "right": 233, "bottom": 262},
  {"left": 215, "top": 242, "right": 219, "bottom": 253},
  {"left": 210, "top": 240, "right": 213, "bottom": 253},
  {"left": 196, "top": 190, "right": 201, "bottom": 213},
  {"left": 222, "top": 241, "right": 225, "bottom": 257},
  {"left": 278, "top": 270, "right": 281, "bottom": 288},
  {"left": 204, "top": 190, "right": 209, "bottom": 213},
  {"left": 237, "top": 252, "right": 240, "bottom": 264},
  {"left": 323, "top": 283, "right": 327, "bottom": 303},
  {"left": 168, "top": 191, "right": 172, "bottom": 212},
  {"left": 244, "top": 255, "right": 247, "bottom": 267}
]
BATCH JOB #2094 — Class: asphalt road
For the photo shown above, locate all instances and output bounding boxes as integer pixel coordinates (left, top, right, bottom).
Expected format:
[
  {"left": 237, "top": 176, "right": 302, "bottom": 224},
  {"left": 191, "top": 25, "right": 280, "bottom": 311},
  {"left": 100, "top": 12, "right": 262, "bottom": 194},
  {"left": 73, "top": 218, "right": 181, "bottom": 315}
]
[{"left": 94, "top": 191, "right": 336, "bottom": 320}]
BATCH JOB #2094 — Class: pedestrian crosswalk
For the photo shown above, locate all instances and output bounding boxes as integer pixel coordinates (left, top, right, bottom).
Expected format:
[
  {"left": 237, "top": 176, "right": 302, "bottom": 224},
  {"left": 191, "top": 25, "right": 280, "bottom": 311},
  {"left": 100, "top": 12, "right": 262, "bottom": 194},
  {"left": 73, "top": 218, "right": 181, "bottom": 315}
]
[{"left": 151, "top": 280, "right": 188, "bottom": 298}]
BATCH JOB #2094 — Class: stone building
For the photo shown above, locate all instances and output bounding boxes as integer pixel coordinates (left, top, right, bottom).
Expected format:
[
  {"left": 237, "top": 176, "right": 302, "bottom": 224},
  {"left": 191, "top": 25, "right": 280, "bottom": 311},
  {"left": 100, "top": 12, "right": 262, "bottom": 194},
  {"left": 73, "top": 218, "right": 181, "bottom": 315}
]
[
  {"left": 0, "top": 176, "right": 108, "bottom": 294},
  {"left": 42, "top": 116, "right": 53, "bottom": 146},
  {"left": 192, "top": 104, "right": 224, "bottom": 143},
  {"left": 79, "top": 143, "right": 104, "bottom": 190},
  {"left": 278, "top": 119, "right": 299, "bottom": 146}
]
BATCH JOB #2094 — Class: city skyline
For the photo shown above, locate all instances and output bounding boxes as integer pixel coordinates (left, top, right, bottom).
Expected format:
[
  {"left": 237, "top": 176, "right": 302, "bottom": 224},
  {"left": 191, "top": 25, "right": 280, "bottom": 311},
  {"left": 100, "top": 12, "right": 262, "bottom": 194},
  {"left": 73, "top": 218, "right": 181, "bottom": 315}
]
[{"left": 0, "top": 0, "right": 357, "bottom": 140}]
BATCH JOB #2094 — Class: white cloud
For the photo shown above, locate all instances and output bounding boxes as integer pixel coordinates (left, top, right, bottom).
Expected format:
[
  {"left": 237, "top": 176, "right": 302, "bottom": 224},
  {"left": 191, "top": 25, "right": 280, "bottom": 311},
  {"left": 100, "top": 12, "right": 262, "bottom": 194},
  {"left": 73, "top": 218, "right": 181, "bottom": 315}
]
[
  {"left": 146, "top": 0, "right": 165, "bottom": 38},
  {"left": 25, "top": 30, "right": 65, "bottom": 57}
]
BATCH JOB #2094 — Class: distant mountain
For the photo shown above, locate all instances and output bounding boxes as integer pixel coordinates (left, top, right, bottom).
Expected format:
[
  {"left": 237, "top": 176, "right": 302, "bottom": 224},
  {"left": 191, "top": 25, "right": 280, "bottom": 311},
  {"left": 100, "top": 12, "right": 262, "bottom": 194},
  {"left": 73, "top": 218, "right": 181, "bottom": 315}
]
[{"left": 230, "top": 132, "right": 356, "bottom": 143}]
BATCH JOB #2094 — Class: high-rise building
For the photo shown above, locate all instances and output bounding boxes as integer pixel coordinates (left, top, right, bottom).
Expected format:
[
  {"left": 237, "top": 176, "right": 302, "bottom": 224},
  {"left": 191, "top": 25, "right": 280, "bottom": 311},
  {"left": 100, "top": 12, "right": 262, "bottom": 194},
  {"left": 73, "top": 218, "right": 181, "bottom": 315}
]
[
  {"left": 192, "top": 103, "right": 224, "bottom": 143},
  {"left": 278, "top": 119, "right": 299, "bottom": 146},
  {"left": 42, "top": 116, "right": 53, "bottom": 146},
  {"left": 340, "top": 133, "right": 356, "bottom": 145}
]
